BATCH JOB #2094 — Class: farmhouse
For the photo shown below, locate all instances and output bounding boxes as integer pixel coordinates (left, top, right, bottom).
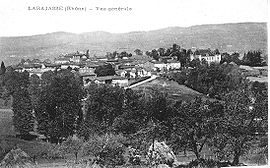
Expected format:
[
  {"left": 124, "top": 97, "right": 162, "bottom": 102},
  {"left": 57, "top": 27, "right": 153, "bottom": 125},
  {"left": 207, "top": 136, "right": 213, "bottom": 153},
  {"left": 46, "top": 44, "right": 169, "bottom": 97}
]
[
  {"left": 83, "top": 75, "right": 129, "bottom": 87},
  {"left": 153, "top": 61, "right": 167, "bottom": 70}
]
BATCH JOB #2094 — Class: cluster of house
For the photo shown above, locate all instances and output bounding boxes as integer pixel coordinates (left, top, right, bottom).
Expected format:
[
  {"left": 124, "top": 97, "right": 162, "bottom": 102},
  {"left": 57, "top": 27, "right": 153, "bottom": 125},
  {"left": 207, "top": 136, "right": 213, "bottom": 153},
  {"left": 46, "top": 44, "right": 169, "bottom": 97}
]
[{"left": 13, "top": 49, "right": 223, "bottom": 87}]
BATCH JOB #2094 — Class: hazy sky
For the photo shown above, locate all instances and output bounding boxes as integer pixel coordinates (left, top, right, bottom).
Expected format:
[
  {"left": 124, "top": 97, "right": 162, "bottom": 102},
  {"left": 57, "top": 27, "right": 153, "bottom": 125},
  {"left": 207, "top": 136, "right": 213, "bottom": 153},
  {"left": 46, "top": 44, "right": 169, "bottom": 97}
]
[{"left": 0, "top": 0, "right": 268, "bottom": 36}]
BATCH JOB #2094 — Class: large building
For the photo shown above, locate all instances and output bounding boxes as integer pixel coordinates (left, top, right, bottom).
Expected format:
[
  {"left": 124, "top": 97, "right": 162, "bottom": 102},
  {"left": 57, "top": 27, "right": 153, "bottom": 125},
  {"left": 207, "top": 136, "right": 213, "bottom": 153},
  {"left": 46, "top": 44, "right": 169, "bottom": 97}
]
[{"left": 190, "top": 49, "right": 221, "bottom": 64}]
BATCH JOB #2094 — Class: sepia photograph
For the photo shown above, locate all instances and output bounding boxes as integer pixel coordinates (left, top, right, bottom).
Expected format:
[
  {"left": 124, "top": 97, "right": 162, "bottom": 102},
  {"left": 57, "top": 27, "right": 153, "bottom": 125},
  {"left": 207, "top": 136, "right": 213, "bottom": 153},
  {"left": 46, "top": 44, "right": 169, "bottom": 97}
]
[{"left": 0, "top": 0, "right": 268, "bottom": 167}]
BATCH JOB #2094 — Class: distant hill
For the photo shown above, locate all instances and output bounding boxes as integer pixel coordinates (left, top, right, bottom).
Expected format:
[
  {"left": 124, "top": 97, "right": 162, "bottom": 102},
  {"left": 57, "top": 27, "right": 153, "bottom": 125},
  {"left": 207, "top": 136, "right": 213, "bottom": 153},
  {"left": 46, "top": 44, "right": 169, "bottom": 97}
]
[{"left": 0, "top": 22, "right": 267, "bottom": 65}]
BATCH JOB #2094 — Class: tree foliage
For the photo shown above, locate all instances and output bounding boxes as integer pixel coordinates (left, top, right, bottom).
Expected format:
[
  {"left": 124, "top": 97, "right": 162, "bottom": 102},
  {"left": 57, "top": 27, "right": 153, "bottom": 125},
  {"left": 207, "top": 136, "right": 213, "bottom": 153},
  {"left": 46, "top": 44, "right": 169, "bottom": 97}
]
[
  {"left": 12, "top": 87, "right": 34, "bottom": 136},
  {"left": 134, "top": 49, "right": 143, "bottom": 55},
  {"left": 83, "top": 133, "right": 127, "bottom": 166},
  {"left": 28, "top": 74, "right": 41, "bottom": 113},
  {"left": 170, "top": 98, "right": 224, "bottom": 159},
  {"left": 83, "top": 84, "right": 125, "bottom": 134},
  {"left": 61, "top": 135, "right": 84, "bottom": 162},
  {"left": 170, "top": 63, "right": 243, "bottom": 99},
  {"left": 211, "top": 87, "right": 268, "bottom": 165},
  {"left": 94, "top": 64, "right": 115, "bottom": 77},
  {"left": 113, "top": 89, "right": 144, "bottom": 135},
  {"left": 242, "top": 50, "right": 266, "bottom": 66},
  {"left": 3, "top": 70, "right": 34, "bottom": 137},
  {"left": 0, "top": 61, "right": 6, "bottom": 75},
  {"left": 220, "top": 52, "right": 241, "bottom": 65},
  {"left": 35, "top": 70, "right": 84, "bottom": 143}
]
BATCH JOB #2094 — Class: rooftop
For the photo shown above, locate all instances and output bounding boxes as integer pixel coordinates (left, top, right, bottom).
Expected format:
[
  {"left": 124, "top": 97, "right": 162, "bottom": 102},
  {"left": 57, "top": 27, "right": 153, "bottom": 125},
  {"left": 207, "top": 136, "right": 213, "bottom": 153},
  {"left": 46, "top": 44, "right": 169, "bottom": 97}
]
[
  {"left": 84, "top": 75, "right": 127, "bottom": 81},
  {"left": 130, "top": 55, "right": 153, "bottom": 61},
  {"left": 22, "top": 64, "right": 42, "bottom": 69},
  {"left": 194, "top": 49, "right": 214, "bottom": 56}
]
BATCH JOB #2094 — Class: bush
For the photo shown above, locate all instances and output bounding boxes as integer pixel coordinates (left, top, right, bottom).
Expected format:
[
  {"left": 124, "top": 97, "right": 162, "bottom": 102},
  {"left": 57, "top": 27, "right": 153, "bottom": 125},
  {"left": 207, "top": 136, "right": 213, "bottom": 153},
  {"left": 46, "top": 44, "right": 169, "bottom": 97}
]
[
  {"left": 125, "top": 146, "right": 142, "bottom": 165},
  {"left": 45, "top": 143, "right": 64, "bottom": 160},
  {"left": 113, "top": 117, "right": 139, "bottom": 135},
  {"left": 0, "top": 147, "right": 35, "bottom": 167},
  {"left": 83, "top": 134, "right": 127, "bottom": 166},
  {"left": 0, "top": 138, "right": 65, "bottom": 163},
  {"left": 187, "top": 159, "right": 218, "bottom": 168},
  {"left": 0, "top": 140, "right": 14, "bottom": 161},
  {"left": 64, "top": 158, "right": 89, "bottom": 168},
  {"left": 18, "top": 141, "right": 64, "bottom": 161},
  {"left": 60, "top": 135, "right": 84, "bottom": 162},
  {"left": 77, "top": 121, "right": 97, "bottom": 140},
  {"left": 186, "top": 159, "right": 233, "bottom": 168}
]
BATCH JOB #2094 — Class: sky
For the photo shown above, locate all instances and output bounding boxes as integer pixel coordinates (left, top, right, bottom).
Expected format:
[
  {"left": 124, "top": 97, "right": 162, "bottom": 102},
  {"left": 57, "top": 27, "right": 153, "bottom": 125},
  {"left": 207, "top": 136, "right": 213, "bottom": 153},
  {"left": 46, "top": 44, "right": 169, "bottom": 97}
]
[{"left": 0, "top": 0, "right": 268, "bottom": 36}]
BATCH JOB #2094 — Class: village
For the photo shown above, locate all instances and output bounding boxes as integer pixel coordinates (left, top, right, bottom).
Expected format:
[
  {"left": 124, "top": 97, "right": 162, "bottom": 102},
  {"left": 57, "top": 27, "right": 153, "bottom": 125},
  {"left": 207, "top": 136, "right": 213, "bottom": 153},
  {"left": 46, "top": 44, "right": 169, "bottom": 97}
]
[
  {"left": 12, "top": 47, "right": 268, "bottom": 90},
  {"left": 0, "top": 0, "right": 268, "bottom": 166},
  {"left": 12, "top": 48, "right": 224, "bottom": 87}
]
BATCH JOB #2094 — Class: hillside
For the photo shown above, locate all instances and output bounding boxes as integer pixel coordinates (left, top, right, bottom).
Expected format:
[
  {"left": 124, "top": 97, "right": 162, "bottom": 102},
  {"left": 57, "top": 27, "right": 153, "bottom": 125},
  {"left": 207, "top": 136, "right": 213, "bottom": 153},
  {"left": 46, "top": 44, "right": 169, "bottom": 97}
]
[
  {"left": 131, "top": 77, "right": 207, "bottom": 102},
  {"left": 0, "top": 22, "right": 267, "bottom": 65}
]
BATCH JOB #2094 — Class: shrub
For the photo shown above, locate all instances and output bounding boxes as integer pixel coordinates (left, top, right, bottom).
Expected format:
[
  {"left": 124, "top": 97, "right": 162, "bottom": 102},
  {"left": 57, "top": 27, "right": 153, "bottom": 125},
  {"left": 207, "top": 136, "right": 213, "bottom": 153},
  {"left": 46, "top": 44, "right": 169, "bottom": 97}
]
[
  {"left": 188, "top": 159, "right": 218, "bottom": 168},
  {"left": 0, "top": 140, "right": 14, "bottom": 161},
  {"left": 0, "top": 147, "right": 35, "bottom": 168},
  {"left": 113, "top": 117, "right": 139, "bottom": 135},
  {"left": 61, "top": 135, "right": 84, "bottom": 162},
  {"left": 64, "top": 158, "right": 90, "bottom": 168},
  {"left": 125, "top": 146, "right": 142, "bottom": 165},
  {"left": 186, "top": 159, "right": 233, "bottom": 168},
  {"left": 83, "top": 133, "right": 127, "bottom": 166},
  {"left": 77, "top": 121, "right": 97, "bottom": 140},
  {"left": 18, "top": 141, "right": 64, "bottom": 161},
  {"left": 18, "top": 142, "right": 48, "bottom": 162},
  {"left": 0, "top": 138, "right": 65, "bottom": 163},
  {"left": 45, "top": 143, "right": 64, "bottom": 160}
]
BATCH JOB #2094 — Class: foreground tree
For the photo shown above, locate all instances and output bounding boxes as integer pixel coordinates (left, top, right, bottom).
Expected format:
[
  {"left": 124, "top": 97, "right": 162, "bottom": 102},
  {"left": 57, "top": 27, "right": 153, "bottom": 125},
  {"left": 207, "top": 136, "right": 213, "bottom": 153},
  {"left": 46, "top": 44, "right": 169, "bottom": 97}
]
[
  {"left": 83, "top": 84, "right": 125, "bottom": 134},
  {"left": 113, "top": 89, "right": 144, "bottom": 135},
  {"left": 36, "top": 70, "right": 84, "bottom": 143},
  {"left": 170, "top": 97, "right": 224, "bottom": 160},
  {"left": 212, "top": 87, "right": 268, "bottom": 165},
  {"left": 3, "top": 70, "right": 34, "bottom": 138},
  {"left": 61, "top": 135, "right": 84, "bottom": 162},
  {"left": 83, "top": 134, "right": 126, "bottom": 166},
  {"left": 28, "top": 74, "right": 41, "bottom": 113},
  {"left": 12, "top": 87, "right": 34, "bottom": 137}
]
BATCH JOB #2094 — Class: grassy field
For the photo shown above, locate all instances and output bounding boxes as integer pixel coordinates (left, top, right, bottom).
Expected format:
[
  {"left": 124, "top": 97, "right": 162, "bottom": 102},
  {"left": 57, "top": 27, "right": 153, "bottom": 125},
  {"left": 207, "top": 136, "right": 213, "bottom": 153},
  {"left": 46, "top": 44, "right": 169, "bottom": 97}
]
[{"left": 131, "top": 77, "right": 216, "bottom": 102}]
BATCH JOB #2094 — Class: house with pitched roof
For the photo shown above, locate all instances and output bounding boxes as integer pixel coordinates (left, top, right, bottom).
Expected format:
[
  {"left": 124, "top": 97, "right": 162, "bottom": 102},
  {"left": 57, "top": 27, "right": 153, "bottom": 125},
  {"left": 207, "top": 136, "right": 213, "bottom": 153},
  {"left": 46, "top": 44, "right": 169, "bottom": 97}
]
[
  {"left": 83, "top": 75, "right": 128, "bottom": 87},
  {"left": 190, "top": 49, "right": 221, "bottom": 64}
]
